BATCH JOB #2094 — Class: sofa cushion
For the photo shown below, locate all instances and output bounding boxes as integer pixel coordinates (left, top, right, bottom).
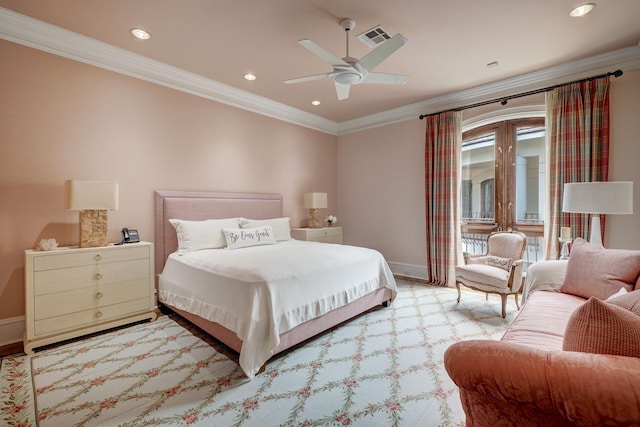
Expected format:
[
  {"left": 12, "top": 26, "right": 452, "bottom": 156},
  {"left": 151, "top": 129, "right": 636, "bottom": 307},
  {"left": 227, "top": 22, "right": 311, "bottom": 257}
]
[
  {"left": 563, "top": 296, "right": 640, "bottom": 357},
  {"left": 560, "top": 238, "right": 640, "bottom": 300},
  {"left": 501, "top": 291, "right": 585, "bottom": 351}
]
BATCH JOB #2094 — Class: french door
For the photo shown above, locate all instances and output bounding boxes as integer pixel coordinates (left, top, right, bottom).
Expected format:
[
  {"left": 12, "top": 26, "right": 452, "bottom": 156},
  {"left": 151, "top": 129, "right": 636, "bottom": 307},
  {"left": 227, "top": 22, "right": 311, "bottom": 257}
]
[{"left": 461, "top": 118, "right": 545, "bottom": 260}]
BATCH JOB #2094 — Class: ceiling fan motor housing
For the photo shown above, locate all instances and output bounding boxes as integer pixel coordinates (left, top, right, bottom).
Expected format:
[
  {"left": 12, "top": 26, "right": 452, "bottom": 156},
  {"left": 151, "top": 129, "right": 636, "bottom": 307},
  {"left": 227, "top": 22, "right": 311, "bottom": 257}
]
[{"left": 332, "top": 60, "right": 368, "bottom": 84}]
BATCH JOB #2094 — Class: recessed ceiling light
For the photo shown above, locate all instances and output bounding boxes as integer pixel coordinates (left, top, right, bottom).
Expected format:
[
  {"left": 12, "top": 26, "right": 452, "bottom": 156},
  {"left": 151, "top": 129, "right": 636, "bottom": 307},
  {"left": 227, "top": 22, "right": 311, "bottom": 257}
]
[
  {"left": 243, "top": 73, "right": 257, "bottom": 81},
  {"left": 570, "top": 3, "right": 595, "bottom": 17},
  {"left": 130, "top": 28, "right": 150, "bottom": 40},
  {"left": 311, "top": 100, "right": 321, "bottom": 106}
]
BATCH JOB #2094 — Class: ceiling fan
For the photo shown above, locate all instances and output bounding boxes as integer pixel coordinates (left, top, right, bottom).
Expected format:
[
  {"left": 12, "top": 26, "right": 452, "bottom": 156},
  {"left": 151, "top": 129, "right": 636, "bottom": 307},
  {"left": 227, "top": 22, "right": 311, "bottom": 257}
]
[{"left": 283, "top": 18, "right": 409, "bottom": 101}]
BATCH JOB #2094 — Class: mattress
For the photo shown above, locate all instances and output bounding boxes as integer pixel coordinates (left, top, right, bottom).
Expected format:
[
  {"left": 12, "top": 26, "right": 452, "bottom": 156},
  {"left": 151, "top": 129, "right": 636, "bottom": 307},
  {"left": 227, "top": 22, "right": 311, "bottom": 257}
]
[{"left": 158, "top": 239, "right": 397, "bottom": 377}]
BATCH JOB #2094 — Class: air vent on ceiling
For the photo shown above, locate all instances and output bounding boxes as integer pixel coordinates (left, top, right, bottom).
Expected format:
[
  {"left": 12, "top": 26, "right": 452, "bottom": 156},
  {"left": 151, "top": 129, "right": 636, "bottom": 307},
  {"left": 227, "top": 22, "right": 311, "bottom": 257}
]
[{"left": 356, "top": 25, "right": 391, "bottom": 48}]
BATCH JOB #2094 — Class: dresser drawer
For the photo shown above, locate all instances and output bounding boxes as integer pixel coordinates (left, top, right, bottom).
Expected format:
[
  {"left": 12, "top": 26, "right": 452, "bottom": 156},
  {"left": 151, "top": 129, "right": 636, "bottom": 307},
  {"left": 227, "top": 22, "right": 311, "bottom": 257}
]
[
  {"left": 34, "top": 278, "right": 151, "bottom": 320},
  {"left": 291, "top": 227, "right": 343, "bottom": 244},
  {"left": 34, "top": 298, "right": 152, "bottom": 337},
  {"left": 33, "top": 258, "right": 150, "bottom": 295},
  {"left": 306, "top": 228, "right": 342, "bottom": 239},
  {"left": 33, "top": 245, "right": 149, "bottom": 271}
]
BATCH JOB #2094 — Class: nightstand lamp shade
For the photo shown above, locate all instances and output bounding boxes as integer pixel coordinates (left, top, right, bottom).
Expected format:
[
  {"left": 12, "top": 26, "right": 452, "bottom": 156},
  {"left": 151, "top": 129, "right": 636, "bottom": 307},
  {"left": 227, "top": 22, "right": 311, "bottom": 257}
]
[
  {"left": 562, "top": 181, "right": 633, "bottom": 247},
  {"left": 65, "top": 180, "right": 119, "bottom": 248},
  {"left": 304, "top": 192, "right": 327, "bottom": 229}
]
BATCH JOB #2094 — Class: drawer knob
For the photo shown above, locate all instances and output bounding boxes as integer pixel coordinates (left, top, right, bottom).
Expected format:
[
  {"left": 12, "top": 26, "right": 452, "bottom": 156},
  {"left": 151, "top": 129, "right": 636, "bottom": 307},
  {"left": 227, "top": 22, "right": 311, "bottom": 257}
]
[
  {"left": 94, "top": 254, "right": 102, "bottom": 262},
  {"left": 95, "top": 292, "right": 103, "bottom": 299},
  {"left": 95, "top": 273, "right": 103, "bottom": 280},
  {"left": 95, "top": 311, "right": 103, "bottom": 318}
]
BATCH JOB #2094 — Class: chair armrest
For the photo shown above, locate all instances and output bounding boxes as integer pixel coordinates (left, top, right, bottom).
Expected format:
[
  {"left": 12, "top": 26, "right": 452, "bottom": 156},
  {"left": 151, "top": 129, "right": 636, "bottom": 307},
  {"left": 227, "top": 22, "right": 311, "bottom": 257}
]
[
  {"left": 509, "top": 259, "right": 525, "bottom": 292},
  {"left": 444, "top": 340, "right": 640, "bottom": 426}
]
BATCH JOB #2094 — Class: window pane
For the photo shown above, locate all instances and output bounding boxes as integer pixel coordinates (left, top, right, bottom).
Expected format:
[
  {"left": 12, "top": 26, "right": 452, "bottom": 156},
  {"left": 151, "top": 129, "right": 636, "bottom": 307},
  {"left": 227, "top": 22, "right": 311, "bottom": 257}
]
[
  {"left": 461, "top": 131, "right": 495, "bottom": 222},
  {"left": 515, "top": 126, "right": 545, "bottom": 223}
]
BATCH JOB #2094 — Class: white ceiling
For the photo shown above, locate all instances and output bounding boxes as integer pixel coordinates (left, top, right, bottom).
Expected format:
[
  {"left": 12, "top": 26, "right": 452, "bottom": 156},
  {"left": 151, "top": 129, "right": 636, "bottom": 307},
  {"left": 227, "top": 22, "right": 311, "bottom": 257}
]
[{"left": 1, "top": 0, "right": 639, "bottom": 129}]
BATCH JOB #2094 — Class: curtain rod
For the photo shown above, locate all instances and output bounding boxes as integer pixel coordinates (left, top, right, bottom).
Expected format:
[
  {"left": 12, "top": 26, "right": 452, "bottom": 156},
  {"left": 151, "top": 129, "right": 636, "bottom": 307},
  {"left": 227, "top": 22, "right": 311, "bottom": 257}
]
[{"left": 418, "top": 69, "right": 623, "bottom": 120}]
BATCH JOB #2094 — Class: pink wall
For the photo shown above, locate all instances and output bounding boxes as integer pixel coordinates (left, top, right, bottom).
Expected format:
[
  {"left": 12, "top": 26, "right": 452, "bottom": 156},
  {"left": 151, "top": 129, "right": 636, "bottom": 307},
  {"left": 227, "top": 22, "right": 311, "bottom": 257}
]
[
  {"left": 0, "top": 40, "right": 337, "bottom": 320},
  {"left": 338, "top": 69, "right": 640, "bottom": 276},
  {"left": 608, "top": 69, "right": 640, "bottom": 248}
]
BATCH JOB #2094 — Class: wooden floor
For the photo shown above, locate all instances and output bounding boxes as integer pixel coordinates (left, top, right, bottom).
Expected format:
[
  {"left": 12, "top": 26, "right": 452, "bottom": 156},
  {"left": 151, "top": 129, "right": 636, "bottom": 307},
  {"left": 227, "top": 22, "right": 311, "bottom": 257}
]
[{"left": 0, "top": 341, "right": 23, "bottom": 358}]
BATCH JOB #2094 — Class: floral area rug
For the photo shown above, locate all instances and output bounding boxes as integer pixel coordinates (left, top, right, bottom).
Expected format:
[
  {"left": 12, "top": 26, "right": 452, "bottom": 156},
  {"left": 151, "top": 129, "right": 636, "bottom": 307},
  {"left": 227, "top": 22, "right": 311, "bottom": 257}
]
[{"left": 1, "top": 281, "right": 516, "bottom": 426}]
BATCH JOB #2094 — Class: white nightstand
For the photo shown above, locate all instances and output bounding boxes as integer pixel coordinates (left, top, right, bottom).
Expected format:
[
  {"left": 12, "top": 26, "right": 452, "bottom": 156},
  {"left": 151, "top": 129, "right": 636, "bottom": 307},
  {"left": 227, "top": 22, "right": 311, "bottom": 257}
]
[
  {"left": 24, "top": 241, "right": 157, "bottom": 354},
  {"left": 291, "top": 227, "right": 343, "bottom": 244}
]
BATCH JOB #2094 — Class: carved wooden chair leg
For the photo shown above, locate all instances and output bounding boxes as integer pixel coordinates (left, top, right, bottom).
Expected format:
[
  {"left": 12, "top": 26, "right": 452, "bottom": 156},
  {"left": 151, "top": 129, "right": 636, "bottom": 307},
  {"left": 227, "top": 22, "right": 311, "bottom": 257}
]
[
  {"left": 456, "top": 282, "right": 461, "bottom": 303},
  {"left": 514, "top": 293, "right": 520, "bottom": 310},
  {"left": 500, "top": 294, "right": 507, "bottom": 318}
]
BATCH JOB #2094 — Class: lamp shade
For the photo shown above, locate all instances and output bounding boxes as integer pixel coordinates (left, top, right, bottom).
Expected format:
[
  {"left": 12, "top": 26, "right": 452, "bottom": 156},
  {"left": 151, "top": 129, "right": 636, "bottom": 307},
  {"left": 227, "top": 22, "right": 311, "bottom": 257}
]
[
  {"left": 64, "top": 180, "right": 119, "bottom": 210},
  {"left": 562, "top": 182, "right": 633, "bottom": 214},
  {"left": 304, "top": 192, "right": 327, "bottom": 209}
]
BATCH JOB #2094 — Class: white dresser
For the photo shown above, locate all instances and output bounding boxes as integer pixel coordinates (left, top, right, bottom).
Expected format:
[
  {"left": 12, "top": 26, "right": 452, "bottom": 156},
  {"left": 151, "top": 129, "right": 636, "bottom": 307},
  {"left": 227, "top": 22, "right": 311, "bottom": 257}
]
[
  {"left": 24, "top": 242, "right": 157, "bottom": 354},
  {"left": 291, "top": 227, "right": 343, "bottom": 244}
]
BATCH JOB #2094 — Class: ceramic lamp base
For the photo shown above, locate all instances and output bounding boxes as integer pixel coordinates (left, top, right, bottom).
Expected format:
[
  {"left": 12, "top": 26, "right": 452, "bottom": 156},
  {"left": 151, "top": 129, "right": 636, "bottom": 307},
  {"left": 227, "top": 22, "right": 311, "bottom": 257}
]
[
  {"left": 79, "top": 209, "right": 108, "bottom": 247},
  {"left": 559, "top": 239, "right": 571, "bottom": 260},
  {"left": 308, "top": 208, "right": 324, "bottom": 229}
]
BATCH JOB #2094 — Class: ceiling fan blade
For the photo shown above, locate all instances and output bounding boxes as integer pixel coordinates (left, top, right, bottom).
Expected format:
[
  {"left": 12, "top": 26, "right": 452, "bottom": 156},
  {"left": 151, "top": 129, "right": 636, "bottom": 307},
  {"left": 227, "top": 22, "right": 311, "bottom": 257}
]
[
  {"left": 335, "top": 82, "right": 350, "bottom": 100},
  {"left": 362, "top": 72, "right": 409, "bottom": 85},
  {"left": 358, "top": 33, "right": 407, "bottom": 72},
  {"left": 298, "top": 39, "right": 350, "bottom": 67},
  {"left": 283, "top": 73, "right": 330, "bottom": 84}
]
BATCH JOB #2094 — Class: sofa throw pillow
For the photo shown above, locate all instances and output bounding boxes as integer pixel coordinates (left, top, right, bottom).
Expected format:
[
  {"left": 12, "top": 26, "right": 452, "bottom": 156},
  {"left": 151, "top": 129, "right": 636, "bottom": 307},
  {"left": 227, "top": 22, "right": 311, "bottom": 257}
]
[
  {"left": 239, "top": 217, "right": 291, "bottom": 241},
  {"left": 468, "top": 255, "right": 513, "bottom": 272},
  {"left": 560, "top": 238, "right": 640, "bottom": 300},
  {"left": 223, "top": 226, "right": 276, "bottom": 249},
  {"left": 606, "top": 290, "right": 640, "bottom": 316},
  {"left": 563, "top": 296, "right": 640, "bottom": 357},
  {"left": 169, "top": 218, "right": 240, "bottom": 255}
]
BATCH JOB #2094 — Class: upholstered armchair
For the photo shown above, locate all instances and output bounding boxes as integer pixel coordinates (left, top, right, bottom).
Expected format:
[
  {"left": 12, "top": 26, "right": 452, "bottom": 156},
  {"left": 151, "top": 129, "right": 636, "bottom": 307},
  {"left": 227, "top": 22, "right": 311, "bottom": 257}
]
[{"left": 455, "top": 231, "right": 527, "bottom": 317}]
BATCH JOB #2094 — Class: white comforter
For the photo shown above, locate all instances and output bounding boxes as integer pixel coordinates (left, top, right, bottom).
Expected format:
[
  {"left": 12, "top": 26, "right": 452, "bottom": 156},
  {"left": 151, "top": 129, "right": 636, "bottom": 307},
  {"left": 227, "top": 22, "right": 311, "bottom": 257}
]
[{"left": 158, "top": 240, "right": 397, "bottom": 378}]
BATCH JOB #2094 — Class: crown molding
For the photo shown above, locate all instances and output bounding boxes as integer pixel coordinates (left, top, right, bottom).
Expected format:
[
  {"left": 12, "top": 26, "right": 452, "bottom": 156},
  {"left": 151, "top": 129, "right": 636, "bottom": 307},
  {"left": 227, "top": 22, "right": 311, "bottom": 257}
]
[
  {"left": 0, "top": 7, "right": 338, "bottom": 135},
  {"left": 1, "top": 7, "right": 638, "bottom": 137},
  {"left": 337, "top": 43, "right": 640, "bottom": 135}
]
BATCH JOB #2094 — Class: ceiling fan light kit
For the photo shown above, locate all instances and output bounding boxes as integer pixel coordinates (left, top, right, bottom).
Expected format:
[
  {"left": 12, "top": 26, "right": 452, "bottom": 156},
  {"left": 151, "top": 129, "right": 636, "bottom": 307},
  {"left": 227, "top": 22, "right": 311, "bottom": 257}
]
[{"left": 283, "top": 18, "right": 409, "bottom": 100}]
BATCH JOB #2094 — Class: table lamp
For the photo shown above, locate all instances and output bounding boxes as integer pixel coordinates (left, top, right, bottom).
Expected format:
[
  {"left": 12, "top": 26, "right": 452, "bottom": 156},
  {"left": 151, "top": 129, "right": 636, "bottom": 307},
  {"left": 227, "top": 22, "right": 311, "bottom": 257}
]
[
  {"left": 65, "top": 180, "right": 119, "bottom": 247},
  {"left": 304, "top": 192, "right": 327, "bottom": 229},
  {"left": 562, "top": 181, "right": 633, "bottom": 247}
]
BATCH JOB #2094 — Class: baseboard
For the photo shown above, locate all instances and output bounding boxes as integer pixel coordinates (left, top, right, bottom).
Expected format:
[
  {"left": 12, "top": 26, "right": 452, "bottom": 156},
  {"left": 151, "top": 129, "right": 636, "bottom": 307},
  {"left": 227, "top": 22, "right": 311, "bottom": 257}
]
[
  {"left": 0, "top": 316, "right": 24, "bottom": 348},
  {"left": 388, "top": 262, "right": 428, "bottom": 281}
]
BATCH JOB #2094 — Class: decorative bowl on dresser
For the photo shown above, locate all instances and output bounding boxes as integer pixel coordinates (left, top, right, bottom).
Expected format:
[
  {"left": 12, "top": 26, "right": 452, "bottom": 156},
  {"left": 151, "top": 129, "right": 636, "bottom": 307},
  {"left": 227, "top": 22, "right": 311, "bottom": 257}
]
[{"left": 24, "top": 241, "right": 157, "bottom": 354}]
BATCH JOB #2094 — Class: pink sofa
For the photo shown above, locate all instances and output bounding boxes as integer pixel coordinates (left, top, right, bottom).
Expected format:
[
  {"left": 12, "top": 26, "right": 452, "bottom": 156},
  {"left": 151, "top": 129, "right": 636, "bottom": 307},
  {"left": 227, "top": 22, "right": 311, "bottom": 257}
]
[{"left": 444, "top": 242, "right": 640, "bottom": 426}]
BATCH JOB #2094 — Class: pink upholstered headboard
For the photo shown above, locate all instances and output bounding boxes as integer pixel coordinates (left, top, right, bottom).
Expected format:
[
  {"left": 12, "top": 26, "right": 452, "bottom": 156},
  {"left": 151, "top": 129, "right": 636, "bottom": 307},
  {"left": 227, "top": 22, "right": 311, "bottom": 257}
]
[{"left": 154, "top": 191, "right": 283, "bottom": 277}]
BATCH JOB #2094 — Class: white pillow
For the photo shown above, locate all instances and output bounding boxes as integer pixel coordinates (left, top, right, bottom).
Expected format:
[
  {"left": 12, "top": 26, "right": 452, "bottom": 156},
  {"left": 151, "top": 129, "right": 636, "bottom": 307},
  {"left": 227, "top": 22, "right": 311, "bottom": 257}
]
[
  {"left": 223, "top": 226, "right": 276, "bottom": 250},
  {"left": 169, "top": 218, "right": 240, "bottom": 255},
  {"left": 606, "top": 287, "right": 629, "bottom": 300},
  {"left": 239, "top": 217, "right": 291, "bottom": 241}
]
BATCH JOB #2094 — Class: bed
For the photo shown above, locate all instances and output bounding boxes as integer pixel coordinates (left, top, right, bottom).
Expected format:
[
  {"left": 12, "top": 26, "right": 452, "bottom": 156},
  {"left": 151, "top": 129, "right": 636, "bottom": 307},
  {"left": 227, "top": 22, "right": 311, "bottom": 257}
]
[{"left": 155, "top": 191, "right": 397, "bottom": 378}]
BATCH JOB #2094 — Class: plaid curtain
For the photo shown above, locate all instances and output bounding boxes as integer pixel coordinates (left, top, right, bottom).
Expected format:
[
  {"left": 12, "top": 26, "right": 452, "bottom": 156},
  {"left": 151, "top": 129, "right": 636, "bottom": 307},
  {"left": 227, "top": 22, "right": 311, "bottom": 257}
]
[
  {"left": 546, "top": 77, "right": 610, "bottom": 258},
  {"left": 424, "top": 111, "right": 462, "bottom": 286}
]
